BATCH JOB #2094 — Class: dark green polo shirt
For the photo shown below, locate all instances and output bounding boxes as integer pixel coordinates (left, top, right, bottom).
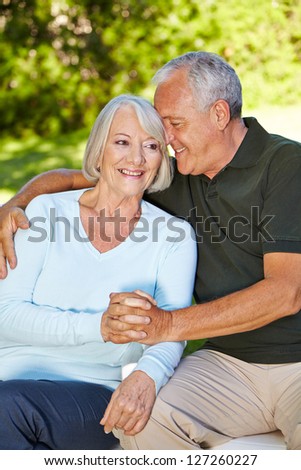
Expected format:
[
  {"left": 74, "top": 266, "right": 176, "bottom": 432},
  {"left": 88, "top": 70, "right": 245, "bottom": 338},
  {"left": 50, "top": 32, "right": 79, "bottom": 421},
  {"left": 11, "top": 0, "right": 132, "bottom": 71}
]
[{"left": 146, "top": 117, "right": 301, "bottom": 363}]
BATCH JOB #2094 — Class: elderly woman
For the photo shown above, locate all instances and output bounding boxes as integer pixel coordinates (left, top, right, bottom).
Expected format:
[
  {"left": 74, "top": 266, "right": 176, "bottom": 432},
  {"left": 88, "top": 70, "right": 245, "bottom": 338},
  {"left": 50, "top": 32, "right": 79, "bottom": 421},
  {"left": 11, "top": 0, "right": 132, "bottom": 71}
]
[{"left": 0, "top": 95, "right": 196, "bottom": 450}]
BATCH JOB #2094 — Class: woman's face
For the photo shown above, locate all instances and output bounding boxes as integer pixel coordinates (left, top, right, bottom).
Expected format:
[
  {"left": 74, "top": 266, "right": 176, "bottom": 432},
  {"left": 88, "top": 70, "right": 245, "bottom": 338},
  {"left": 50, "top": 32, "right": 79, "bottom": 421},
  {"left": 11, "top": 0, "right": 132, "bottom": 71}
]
[{"left": 99, "top": 106, "right": 163, "bottom": 198}]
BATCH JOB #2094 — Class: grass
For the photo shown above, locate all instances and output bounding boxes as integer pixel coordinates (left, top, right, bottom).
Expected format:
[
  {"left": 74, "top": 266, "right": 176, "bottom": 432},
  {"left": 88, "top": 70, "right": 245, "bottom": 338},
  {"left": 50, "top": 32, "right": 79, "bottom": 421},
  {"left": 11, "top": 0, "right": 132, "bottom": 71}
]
[{"left": 0, "top": 128, "right": 89, "bottom": 204}]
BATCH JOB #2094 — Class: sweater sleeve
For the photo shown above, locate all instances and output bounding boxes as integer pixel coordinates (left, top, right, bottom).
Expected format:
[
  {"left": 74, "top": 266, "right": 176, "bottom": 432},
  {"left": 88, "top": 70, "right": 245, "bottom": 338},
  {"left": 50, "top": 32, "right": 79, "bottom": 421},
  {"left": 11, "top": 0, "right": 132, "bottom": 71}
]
[
  {"left": 0, "top": 196, "right": 102, "bottom": 347},
  {"left": 134, "top": 219, "right": 197, "bottom": 393}
]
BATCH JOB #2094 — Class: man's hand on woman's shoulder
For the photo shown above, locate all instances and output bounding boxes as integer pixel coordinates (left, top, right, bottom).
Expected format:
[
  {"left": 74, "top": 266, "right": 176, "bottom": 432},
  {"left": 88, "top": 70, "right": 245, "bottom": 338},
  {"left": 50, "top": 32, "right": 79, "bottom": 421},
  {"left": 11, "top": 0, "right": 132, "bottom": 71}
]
[{"left": 0, "top": 205, "right": 29, "bottom": 279}]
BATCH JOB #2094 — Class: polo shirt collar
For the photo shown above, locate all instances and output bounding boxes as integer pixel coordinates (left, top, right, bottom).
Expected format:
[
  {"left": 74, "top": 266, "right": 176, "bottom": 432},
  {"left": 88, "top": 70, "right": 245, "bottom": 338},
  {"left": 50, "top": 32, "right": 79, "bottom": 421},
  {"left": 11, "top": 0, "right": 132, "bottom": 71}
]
[{"left": 228, "top": 117, "right": 270, "bottom": 169}]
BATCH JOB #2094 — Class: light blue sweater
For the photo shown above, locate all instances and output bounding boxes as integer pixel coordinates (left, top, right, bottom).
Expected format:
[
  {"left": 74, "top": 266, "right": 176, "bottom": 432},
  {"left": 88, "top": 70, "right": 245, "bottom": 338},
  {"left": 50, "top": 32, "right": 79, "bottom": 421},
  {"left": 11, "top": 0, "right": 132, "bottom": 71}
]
[{"left": 0, "top": 189, "right": 197, "bottom": 392}]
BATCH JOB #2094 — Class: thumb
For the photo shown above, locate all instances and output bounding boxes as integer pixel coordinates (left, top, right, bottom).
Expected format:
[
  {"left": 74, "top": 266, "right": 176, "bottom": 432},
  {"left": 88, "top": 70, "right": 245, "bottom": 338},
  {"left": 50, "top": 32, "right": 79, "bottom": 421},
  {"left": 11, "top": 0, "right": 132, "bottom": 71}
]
[{"left": 15, "top": 211, "right": 29, "bottom": 229}]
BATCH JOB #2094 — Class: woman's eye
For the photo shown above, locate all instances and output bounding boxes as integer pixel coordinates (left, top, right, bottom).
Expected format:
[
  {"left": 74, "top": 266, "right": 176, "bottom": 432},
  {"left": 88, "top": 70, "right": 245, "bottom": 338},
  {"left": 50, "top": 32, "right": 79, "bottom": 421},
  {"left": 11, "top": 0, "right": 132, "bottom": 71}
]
[
  {"left": 116, "top": 140, "right": 128, "bottom": 145},
  {"left": 145, "top": 142, "right": 159, "bottom": 151}
]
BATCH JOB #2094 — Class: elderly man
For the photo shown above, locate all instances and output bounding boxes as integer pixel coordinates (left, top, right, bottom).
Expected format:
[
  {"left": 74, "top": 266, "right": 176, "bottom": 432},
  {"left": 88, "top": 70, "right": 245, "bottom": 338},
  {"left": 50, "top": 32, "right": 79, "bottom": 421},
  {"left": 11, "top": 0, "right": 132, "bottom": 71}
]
[{"left": 1, "top": 51, "right": 301, "bottom": 449}]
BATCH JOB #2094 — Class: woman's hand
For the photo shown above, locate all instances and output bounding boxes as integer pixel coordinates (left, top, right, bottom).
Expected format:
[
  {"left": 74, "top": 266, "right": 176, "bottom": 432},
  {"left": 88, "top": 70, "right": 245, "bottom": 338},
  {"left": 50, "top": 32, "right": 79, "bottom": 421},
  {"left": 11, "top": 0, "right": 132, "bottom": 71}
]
[
  {"left": 101, "top": 290, "right": 156, "bottom": 343},
  {"left": 0, "top": 205, "right": 29, "bottom": 279},
  {"left": 100, "top": 370, "right": 156, "bottom": 436},
  {"left": 101, "top": 290, "right": 173, "bottom": 345}
]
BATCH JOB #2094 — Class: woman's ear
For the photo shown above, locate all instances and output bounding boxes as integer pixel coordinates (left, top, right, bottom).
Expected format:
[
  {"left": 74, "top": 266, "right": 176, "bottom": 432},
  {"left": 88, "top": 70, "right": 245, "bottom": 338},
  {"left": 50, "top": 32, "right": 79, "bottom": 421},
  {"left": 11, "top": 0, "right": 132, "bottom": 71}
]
[
  {"left": 96, "top": 157, "right": 102, "bottom": 173},
  {"left": 210, "top": 99, "right": 231, "bottom": 130}
]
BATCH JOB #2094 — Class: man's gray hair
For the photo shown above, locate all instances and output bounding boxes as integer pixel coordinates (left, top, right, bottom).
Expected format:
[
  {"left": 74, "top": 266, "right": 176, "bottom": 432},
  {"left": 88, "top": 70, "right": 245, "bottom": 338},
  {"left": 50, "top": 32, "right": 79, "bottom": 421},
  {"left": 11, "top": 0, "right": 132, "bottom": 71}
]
[
  {"left": 153, "top": 51, "right": 242, "bottom": 119},
  {"left": 82, "top": 94, "right": 173, "bottom": 193}
]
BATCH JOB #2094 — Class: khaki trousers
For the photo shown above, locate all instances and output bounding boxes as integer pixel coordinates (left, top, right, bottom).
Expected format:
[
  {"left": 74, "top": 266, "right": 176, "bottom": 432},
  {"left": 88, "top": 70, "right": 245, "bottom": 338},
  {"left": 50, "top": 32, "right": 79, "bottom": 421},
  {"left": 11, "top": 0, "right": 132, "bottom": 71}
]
[{"left": 116, "top": 350, "right": 301, "bottom": 449}]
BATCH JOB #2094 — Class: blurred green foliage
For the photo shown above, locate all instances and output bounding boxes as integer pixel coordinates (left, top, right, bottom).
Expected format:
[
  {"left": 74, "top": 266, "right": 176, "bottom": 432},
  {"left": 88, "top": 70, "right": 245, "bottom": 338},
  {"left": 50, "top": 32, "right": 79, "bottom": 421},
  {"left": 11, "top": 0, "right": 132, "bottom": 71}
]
[
  {"left": 1, "top": 0, "right": 301, "bottom": 138},
  {"left": 183, "top": 339, "right": 207, "bottom": 357},
  {"left": 0, "top": 128, "right": 88, "bottom": 196}
]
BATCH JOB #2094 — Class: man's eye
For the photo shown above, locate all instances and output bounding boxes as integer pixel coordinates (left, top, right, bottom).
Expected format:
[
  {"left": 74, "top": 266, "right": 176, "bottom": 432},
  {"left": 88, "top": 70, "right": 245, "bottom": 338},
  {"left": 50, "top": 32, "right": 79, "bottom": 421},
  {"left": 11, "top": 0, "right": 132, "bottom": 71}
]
[{"left": 171, "top": 122, "right": 181, "bottom": 128}]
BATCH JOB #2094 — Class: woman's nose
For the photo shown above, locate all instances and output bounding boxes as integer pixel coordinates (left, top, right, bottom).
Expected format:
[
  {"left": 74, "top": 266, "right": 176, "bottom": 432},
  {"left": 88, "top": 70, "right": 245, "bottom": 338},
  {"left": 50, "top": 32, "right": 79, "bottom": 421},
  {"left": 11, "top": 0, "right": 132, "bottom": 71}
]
[{"left": 127, "top": 145, "right": 145, "bottom": 166}]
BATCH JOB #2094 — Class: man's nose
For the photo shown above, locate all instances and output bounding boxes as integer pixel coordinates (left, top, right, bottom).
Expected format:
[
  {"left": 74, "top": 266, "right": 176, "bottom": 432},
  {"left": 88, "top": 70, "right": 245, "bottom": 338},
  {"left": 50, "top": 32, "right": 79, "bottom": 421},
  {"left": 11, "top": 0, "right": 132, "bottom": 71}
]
[{"left": 164, "top": 124, "right": 175, "bottom": 145}]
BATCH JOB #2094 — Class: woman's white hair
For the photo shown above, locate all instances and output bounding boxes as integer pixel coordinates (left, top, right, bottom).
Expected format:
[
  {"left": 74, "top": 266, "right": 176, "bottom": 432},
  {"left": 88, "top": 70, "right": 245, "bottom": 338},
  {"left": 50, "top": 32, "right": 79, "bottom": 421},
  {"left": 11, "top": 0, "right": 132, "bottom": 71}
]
[{"left": 82, "top": 94, "right": 173, "bottom": 193}]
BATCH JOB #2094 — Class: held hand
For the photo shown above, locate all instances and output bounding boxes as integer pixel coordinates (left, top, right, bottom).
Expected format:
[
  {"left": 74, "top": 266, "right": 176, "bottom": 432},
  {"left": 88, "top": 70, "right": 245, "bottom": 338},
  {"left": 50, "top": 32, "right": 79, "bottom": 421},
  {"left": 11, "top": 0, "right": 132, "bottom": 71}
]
[
  {"left": 101, "top": 290, "right": 154, "bottom": 343},
  {"left": 113, "top": 289, "right": 157, "bottom": 308},
  {"left": 0, "top": 206, "right": 29, "bottom": 279},
  {"left": 100, "top": 370, "right": 156, "bottom": 436},
  {"left": 101, "top": 290, "right": 172, "bottom": 345}
]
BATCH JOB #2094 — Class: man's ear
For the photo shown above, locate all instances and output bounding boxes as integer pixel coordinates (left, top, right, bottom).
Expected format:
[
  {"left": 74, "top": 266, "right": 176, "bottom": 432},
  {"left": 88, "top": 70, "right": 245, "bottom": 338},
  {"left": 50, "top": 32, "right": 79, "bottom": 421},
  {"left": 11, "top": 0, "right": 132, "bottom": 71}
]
[{"left": 210, "top": 100, "right": 230, "bottom": 130}]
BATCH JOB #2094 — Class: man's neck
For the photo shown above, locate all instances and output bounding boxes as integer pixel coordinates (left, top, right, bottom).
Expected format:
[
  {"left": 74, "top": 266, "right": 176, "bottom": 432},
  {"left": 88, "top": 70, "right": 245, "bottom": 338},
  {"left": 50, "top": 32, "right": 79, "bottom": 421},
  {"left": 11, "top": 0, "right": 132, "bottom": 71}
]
[{"left": 203, "top": 118, "right": 248, "bottom": 180}]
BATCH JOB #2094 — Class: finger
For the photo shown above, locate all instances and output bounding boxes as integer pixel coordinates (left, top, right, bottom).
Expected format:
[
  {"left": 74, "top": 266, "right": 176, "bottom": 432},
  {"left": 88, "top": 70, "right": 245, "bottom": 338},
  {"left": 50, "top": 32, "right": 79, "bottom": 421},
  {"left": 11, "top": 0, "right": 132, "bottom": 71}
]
[
  {"left": 100, "top": 401, "right": 112, "bottom": 426},
  {"left": 14, "top": 211, "right": 30, "bottom": 230},
  {"left": 109, "top": 292, "right": 134, "bottom": 303},
  {"left": 1, "top": 238, "right": 17, "bottom": 270},
  {"left": 117, "top": 313, "right": 150, "bottom": 325},
  {"left": 107, "top": 304, "right": 150, "bottom": 323},
  {"left": 102, "top": 418, "right": 115, "bottom": 435},
  {"left": 0, "top": 252, "right": 8, "bottom": 279},
  {"left": 100, "top": 416, "right": 115, "bottom": 435},
  {"left": 123, "top": 416, "right": 149, "bottom": 436},
  {"left": 109, "top": 292, "right": 118, "bottom": 300},
  {"left": 115, "top": 415, "right": 139, "bottom": 434},
  {"left": 108, "top": 400, "right": 145, "bottom": 434},
  {"left": 107, "top": 316, "right": 149, "bottom": 332},
  {"left": 116, "top": 404, "right": 148, "bottom": 433},
  {"left": 103, "top": 333, "right": 132, "bottom": 344},
  {"left": 133, "top": 290, "right": 157, "bottom": 305},
  {"left": 110, "top": 291, "right": 155, "bottom": 309},
  {"left": 121, "top": 297, "right": 152, "bottom": 310},
  {"left": 101, "top": 398, "right": 125, "bottom": 435},
  {"left": 109, "top": 292, "right": 144, "bottom": 304},
  {"left": 100, "top": 402, "right": 117, "bottom": 435},
  {"left": 108, "top": 331, "right": 147, "bottom": 343}
]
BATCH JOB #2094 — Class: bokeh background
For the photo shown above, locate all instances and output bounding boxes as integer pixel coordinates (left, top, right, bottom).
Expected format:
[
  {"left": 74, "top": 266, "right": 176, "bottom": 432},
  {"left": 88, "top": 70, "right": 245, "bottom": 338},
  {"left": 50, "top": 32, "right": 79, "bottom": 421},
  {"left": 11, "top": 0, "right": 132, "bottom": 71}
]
[{"left": 1, "top": 0, "right": 301, "bottom": 203}]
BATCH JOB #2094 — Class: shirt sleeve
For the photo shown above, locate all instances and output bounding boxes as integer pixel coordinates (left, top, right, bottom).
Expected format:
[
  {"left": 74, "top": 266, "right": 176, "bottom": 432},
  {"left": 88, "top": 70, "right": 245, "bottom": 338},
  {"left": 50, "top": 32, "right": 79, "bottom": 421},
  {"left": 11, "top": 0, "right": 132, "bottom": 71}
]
[
  {"left": 134, "top": 219, "right": 197, "bottom": 393},
  {"left": 0, "top": 196, "right": 102, "bottom": 347},
  {"left": 261, "top": 142, "right": 301, "bottom": 254}
]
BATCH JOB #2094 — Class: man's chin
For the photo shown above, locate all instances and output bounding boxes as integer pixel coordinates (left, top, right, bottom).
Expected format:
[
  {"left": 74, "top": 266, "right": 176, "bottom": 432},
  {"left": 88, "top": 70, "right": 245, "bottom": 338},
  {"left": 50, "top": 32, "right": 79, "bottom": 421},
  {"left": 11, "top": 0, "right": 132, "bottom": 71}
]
[{"left": 176, "top": 162, "right": 191, "bottom": 176}]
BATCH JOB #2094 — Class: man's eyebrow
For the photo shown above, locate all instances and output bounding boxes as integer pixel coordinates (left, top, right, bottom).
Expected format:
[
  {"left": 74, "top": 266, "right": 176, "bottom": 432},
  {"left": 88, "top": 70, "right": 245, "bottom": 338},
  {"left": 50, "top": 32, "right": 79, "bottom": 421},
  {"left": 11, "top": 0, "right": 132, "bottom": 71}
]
[{"left": 162, "top": 116, "right": 185, "bottom": 121}]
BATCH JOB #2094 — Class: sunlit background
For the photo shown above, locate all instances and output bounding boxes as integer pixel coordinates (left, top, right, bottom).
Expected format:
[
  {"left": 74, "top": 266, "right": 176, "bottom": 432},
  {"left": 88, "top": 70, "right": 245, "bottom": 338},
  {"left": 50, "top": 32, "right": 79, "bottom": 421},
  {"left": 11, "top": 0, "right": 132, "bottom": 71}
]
[{"left": 0, "top": 0, "right": 300, "bottom": 203}]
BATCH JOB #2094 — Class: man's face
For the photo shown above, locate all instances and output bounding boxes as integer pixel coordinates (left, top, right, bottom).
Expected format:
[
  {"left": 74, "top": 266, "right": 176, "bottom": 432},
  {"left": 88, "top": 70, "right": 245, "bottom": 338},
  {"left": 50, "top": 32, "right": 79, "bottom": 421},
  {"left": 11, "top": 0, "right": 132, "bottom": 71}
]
[{"left": 154, "top": 68, "right": 221, "bottom": 178}]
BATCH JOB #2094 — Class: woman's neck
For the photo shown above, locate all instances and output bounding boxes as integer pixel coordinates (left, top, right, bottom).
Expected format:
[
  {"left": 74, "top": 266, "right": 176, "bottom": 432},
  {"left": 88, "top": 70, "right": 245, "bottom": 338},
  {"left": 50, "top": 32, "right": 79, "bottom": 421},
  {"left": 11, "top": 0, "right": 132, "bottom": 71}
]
[
  {"left": 78, "top": 184, "right": 143, "bottom": 253},
  {"left": 79, "top": 183, "right": 143, "bottom": 219}
]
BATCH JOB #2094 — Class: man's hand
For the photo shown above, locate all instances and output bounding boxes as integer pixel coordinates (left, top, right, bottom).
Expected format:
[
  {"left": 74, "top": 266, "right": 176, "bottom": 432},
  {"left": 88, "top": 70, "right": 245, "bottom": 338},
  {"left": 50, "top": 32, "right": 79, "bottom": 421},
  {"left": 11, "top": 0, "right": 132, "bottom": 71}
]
[
  {"left": 0, "top": 206, "right": 29, "bottom": 279},
  {"left": 101, "top": 290, "right": 153, "bottom": 343},
  {"left": 101, "top": 290, "right": 173, "bottom": 345},
  {"left": 100, "top": 370, "right": 156, "bottom": 436}
]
